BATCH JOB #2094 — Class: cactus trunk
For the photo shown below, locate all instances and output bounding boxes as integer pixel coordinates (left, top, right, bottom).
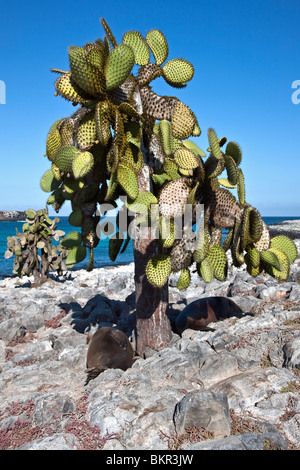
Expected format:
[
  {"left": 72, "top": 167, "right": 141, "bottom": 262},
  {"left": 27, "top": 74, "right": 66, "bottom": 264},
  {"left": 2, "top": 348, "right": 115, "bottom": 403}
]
[{"left": 132, "top": 156, "right": 172, "bottom": 357}]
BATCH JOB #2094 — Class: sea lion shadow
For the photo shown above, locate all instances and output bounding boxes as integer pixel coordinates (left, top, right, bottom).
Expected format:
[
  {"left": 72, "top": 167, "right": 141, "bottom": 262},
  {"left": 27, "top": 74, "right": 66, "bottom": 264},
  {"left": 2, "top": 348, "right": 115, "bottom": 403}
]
[{"left": 59, "top": 292, "right": 137, "bottom": 337}]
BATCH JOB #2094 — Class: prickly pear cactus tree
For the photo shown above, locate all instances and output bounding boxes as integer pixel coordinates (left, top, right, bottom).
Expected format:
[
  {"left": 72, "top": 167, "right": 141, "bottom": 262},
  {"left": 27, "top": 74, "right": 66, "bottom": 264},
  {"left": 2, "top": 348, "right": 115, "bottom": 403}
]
[
  {"left": 5, "top": 209, "right": 82, "bottom": 286},
  {"left": 42, "top": 18, "right": 298, "bottom": 355}
]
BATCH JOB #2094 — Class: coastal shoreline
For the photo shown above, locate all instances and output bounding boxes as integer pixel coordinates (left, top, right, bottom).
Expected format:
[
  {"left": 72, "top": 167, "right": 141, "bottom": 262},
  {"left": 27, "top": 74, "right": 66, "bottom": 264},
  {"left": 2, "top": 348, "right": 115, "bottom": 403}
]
[{"left": 0, "top": 210, "right": 26, "bottom": 222}]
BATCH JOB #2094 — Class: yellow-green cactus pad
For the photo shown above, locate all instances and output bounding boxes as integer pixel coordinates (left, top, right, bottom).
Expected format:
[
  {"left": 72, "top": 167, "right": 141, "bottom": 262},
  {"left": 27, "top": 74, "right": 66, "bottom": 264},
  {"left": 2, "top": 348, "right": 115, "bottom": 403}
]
[
  {"left": 65, "top": 245, "right": 87, "bottom": 267},
  {"left": 51, "top": 163, "right": 62, "bottom": 181},
  {"left": 72, "top": 151, "right": 94, "bottom": 179},
  {"left": 224, "top": 155, "right": 238, "bottom": 186},
  {"left": 95, "top": 101, "right": 112, "bottom": 147},
  {"left": 159, "top": 120, "right": 172, "bottom": 156},
  {"left": 85, "top": 45, "right": 105, "bottom": 70},
  {"left": 246, "top": 245, "right": 260, "bottom": 269},
  {"left": 174, "top": 147, "right": 200, "bottom": 169},
  {"left": 77, "top": 113, "right": 97, "bottom": 150},
  {"left": 270, "top": 236, "right": 297, "bottom": 264},
  {"left": 105, "top": 44, "right": 135, "bottom": 90},
  {"left": 207, "top": 244, "right": 228, "bottom": 281},
  {"left": 208, "top": 128, "right": 222, "bottom": 160},
  {"left": 46, "top": 128, "right": 61, "bottom": 162},
  {"left": 162, "top": 59, "right": 194, "bottom": 84},
  {"left": 218, "top": 178, "right": 236, "bottom": 189},
  {"left": 204, "top": 154, "right": 225, "bottom": 179},
  {"left": 46, "top": 188, "right": 64, "bottom": 206},
  {"left": 146, "top": 29, "right": 168, "bottom": 65},
  {"left": 249, "top": 208, "right": 263, "bottom": 243},
  {"left": 121, "top": 143, "right": 143, "bottom": 174},
  {"left": 198, "top": 258, "right": 214, "bottom": 283},
  {"left": 245, "top": 253, "right": 262, "bottom": 277},
  {"left": 225, "top": 141, "right": 242, "bottom": 166},
  {"left": 262, "top": 247, "right": 290, "bottom": 282},
  {"left": 55, "top": 146, "right": 80, "bottom": 173},
  {"left": 223, "top": 228, "right": 234, "bottom": 252},
  {"left": 68, "top": 47, "right": 105, "bottom": 96},
  {"left": 159, "top": 217, "right": 178, "bottom": 248},
  {"left": 260, "top": 248, "right": 283, "bottom": 271},
  {"left": 61, "top": 231, "right": 82, "bottom": 248},
  {"left": 183, "top": 140, "right": 206, "bottom": 158},
  {"left": 146, "top": 254, "right": 172, "bottom": 288},
  {"left": 193, "top": 230, "right": 209, "bottom": 263},
  {"left": 40, "top": 169, "right": 61, "bottom": 193},
  {"left": 55, "top": 73, "right": 94, "bottom": 104},
  {"left": 171, "top": 101, "right": 198, "bottom": 140},
  {"left": 62, "top": 179, "right": 82, "bottom": 200},
  {"left": 163, "top": 158, "right": 181, "bottom": 180},
  {"left": 176, "top": 268, "right": 191, "bottom": 290},
  {"left": 117, "top": 164, "right": 139, "bottom": 200},
  {"left": 125, "top": 121, "right": 143, "bottom": 149},
  {"left": 123, "top": 31, "right": 150, "bottom": 66},
  {"left": 126, "top": 190, "right": 158, "bottom": 214},
  {"left": 69, "top": 209, "right": 83, "bottom": 227},
  {"left": 237, "top": 168, "right": 246, "bottom": 205},
  {"left": 240, "top": 206, "right": 252, "bottom": 250}
]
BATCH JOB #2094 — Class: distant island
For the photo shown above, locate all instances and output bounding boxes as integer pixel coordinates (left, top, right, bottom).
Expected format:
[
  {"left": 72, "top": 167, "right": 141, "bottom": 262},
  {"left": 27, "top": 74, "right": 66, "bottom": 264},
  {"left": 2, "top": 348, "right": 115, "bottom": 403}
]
[{"left": 0, "top": 211, "right": 26, "bottom": 222}]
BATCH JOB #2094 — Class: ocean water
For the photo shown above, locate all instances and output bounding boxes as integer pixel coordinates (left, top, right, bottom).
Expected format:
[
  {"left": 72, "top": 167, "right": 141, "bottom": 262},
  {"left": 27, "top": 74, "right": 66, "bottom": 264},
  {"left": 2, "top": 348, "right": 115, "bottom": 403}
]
[{"left": 1, "top": 215, "right": 300, "bottom": 279}]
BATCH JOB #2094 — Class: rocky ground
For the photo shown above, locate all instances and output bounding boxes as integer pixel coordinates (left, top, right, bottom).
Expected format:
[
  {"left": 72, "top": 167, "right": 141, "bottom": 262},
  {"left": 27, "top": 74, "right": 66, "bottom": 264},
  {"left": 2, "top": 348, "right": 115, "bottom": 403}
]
[{"left": 0, "top": 238, "right": 299, "bottom": 450}]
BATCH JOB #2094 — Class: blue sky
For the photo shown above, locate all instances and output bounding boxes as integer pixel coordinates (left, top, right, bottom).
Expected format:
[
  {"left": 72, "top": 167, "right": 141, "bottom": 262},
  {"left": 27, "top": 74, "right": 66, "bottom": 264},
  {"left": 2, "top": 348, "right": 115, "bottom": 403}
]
[{"left": 0, "top": 0, "right": 300, "bottom": 217}]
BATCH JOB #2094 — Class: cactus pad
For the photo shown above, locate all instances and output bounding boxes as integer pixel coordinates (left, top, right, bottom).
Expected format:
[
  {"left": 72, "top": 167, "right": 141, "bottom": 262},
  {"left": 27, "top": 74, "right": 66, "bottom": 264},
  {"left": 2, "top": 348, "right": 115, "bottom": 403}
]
[
  {"left": 41, "top": 169, "right": 61, "bottom": 193},
  {"left": 117, "top": 164, "right": 139, "bottom": 200},
  {"left": 123, "top": 31, "right": 150, "bottom": 65},
  {"left": 55, "top": 146, "right": 80, "bottom": 173},
  {"left": 105, "top": 44, "right": 135, "bottom": 90},
  {"left": 146, "top": 254, "right": 172, "bottom": 288},
  {"left": 207, "top": 244, "right": 228, "bottom": 281},
  {"left": 68, "top": 46, "right": 105, "bottom": 96},
  {"left": 72, "top": 151, "right": 94, "bottom": 179},
  {"left": 162, "top": 59, "right": 194, "bottom": 84},
  {"left": 46, "top": 128, "right": 61, "bottom": 162},
  {"left": 55, "top": 73, "right": 93, "bottom": 104},
  {"left": 65, "top": 245, "right": 87, "bottom": 267},
  {"left": 176, "top": 268, "right": 191, "bottom": 290},
  {"left": 77, "top": 113, "right": 97, "bottom": 150},
  {"left": 146, "top": 29, "right": 168, "bottom": 65},
  {"left": 270, "top": 236, "right": 297, "bottom": 263},
  {"left": 174, "top": 148, "right": 199, "bottom": 169},
  {"left": 171, "top": 102, "right": 198, "bottom": 140}
]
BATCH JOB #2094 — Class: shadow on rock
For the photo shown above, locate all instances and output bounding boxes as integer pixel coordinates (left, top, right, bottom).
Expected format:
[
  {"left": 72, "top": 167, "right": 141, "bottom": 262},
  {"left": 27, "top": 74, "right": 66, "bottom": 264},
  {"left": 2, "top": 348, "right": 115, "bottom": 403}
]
[{"left": 59, "top": 293, "right": 137, "bottom": 337}]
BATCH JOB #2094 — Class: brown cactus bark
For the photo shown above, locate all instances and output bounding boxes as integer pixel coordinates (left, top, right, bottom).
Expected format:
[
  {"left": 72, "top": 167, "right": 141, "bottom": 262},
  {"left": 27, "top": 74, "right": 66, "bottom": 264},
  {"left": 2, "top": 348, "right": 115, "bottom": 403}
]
[{"left": 132, "top": 158, "right": 172, "bottom": 357}]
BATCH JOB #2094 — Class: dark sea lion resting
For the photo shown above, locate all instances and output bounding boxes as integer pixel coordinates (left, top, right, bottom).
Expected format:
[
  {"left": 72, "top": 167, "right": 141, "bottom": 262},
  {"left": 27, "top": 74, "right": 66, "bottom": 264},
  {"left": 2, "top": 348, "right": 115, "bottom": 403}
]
[
  {"left": 86, "top": 327, "right": 134, "bottom": 383},
  {"left": 175, "top": 297, "right": 243, "bottom": 334}
]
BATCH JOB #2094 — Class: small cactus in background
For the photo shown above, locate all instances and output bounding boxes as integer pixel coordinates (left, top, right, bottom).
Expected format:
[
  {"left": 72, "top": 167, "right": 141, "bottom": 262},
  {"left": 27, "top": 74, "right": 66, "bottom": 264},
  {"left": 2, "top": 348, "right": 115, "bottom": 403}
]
[{"left": 5, "top": 209, "right": 82, "bottom": 286}]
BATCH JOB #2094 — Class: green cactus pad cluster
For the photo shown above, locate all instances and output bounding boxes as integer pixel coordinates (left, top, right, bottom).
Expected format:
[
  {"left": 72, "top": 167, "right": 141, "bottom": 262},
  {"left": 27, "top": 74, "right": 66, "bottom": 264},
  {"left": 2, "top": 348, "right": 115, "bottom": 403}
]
[{"left": 39, "top": 16, "right": 297, "bottom": 285}]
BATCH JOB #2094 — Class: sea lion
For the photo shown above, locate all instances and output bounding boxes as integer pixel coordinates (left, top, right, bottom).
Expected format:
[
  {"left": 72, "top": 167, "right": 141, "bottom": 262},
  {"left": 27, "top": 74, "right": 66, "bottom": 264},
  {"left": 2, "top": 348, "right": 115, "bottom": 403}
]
[
  {"left": 175, "top": 297, "right": 243, "bottom": 334},
  {"left": 85, "top": 326, "right": 134, "bottom": 383}
]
